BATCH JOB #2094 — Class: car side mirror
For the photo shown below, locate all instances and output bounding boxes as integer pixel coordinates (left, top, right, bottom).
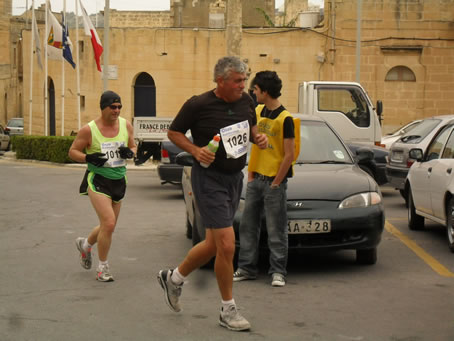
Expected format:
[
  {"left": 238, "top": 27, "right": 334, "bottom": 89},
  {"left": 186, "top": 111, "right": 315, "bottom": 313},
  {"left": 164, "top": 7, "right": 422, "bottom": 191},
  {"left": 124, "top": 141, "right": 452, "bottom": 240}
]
[
  {"left": 376, "top": 100, "right": 383, "bottom": 116},
  {"left": 376, "top": 100, "right": 383, "bottom": 125},
  {"left": 176, "top": 152, "right": 194, "bottom": 166},
  {"left": 356, "top": 147, "right": 374, "bottom": 164},
  {"left": 409, "top": 148, "right": 423, "bottom": 162}
]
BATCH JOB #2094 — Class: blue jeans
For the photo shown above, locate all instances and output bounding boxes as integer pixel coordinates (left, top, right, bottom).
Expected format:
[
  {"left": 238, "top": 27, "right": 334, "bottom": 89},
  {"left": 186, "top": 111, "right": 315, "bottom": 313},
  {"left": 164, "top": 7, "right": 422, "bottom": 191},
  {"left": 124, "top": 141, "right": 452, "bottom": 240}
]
[{"left": 237, "top": 178, "right": 288, "bottom": 276}]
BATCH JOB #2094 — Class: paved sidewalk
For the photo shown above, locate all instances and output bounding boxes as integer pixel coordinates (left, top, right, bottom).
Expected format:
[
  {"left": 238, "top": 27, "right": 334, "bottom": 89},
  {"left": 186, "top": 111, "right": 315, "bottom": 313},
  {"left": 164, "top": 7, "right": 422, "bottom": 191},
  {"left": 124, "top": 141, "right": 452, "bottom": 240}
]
[{"left": 0, "top": 151, "right": 158, "bottom": 171}]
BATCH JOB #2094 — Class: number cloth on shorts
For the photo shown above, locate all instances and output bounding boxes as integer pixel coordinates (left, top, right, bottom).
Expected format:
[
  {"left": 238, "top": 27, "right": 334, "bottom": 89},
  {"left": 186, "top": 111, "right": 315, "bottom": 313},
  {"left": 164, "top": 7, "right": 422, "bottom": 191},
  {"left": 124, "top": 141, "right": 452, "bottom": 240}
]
[{"left": 79, "top": 170, "right": 127, "bottom": 203}]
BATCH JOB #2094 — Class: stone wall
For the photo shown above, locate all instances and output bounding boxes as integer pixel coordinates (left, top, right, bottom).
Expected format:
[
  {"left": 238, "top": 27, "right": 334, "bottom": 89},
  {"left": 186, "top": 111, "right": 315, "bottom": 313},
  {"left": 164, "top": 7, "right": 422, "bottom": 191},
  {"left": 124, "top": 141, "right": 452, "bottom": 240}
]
[
  {"left": 1, "top": 0, "right": 12, "bottom": 125},
  {"left": 110, "top": 10, "right": 172, "bottom": 28},
  {"left": 322, "top": 0, "right": 454, "bottom": 133}
]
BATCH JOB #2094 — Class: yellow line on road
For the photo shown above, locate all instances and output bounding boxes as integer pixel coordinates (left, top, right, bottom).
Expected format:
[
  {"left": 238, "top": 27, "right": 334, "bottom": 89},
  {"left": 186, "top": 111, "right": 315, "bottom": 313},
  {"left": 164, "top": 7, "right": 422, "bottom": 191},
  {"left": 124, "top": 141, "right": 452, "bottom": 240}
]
[{"left": 385, "top": 221, "right": 454, "bottom": 278}]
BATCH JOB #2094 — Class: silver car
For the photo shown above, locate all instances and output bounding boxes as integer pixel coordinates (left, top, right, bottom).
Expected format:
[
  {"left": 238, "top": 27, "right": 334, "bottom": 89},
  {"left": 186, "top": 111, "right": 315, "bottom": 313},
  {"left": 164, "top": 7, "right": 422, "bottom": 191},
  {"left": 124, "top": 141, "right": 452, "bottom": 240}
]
[
  {"left": 386, "top": 115, "right": 454, "bottom": 203},
  {"left": 6, "top": 118, "right": 24, "bottom": 136},
  {"left": 381, "top": 119, "right": 422, "bottom": 150},
  {"left": 406, "top": 121, "right": 454, "bottom": 252}
]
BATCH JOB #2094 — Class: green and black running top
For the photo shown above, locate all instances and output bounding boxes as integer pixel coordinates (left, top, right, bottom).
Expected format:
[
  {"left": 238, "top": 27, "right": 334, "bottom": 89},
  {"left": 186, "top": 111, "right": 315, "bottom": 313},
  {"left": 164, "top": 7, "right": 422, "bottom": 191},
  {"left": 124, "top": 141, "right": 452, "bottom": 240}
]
[{"left": 85, "top": 117, "right": 129, "bottom": 180}]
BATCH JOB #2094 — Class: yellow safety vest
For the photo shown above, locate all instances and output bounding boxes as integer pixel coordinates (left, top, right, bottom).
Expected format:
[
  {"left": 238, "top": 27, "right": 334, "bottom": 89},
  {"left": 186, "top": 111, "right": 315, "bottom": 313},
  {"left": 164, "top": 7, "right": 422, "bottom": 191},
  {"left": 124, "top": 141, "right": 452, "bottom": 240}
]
[{"left": 248, "top": 104, "right": 300, "bottom": 177}]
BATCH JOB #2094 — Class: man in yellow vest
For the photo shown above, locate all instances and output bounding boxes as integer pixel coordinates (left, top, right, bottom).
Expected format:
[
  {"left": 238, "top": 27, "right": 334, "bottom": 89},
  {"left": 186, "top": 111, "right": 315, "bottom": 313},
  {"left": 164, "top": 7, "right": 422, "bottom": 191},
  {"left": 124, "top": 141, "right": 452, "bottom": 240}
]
[
  {"left": 234, "top": 71, "right": 295, "bottom": 287},
  {"left": 69, "top": 90, "right": 136, "bottom": 282}
]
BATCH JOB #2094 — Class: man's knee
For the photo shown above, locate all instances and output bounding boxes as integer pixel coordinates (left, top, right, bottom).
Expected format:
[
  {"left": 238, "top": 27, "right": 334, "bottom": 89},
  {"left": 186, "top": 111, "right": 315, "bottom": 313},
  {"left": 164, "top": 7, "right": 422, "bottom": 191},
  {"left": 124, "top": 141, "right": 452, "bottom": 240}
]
[
  {"left": 216, "top": 239, "right": 235, "bottom": 259},
  {"left": 101, "top": 218, "right": 116, "bottom": 234}
]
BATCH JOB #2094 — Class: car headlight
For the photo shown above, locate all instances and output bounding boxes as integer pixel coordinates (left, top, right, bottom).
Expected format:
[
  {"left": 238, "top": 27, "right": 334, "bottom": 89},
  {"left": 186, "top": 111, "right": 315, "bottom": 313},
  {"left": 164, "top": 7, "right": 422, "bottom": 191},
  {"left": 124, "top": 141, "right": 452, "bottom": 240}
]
[{"left": 338, "top": 192, "right": 382, "bottom": 209}]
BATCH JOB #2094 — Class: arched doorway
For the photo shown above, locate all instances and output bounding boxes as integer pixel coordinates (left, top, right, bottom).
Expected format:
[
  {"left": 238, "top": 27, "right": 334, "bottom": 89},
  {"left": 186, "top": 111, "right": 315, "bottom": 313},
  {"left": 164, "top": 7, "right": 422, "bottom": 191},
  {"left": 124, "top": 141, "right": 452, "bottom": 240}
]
[
  {"left": 48, "top": 78, "right": 56, "bottom": 136},
  {"left": 134, "top": 72, "right": 156, "bottom": 117}
]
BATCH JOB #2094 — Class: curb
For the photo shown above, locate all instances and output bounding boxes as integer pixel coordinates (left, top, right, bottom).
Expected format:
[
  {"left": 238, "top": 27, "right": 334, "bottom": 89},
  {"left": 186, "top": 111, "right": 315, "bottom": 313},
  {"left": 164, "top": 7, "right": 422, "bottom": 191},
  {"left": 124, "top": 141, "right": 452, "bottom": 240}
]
[{"left": 0, "top": 151, "right": 158, "bottom": 171}]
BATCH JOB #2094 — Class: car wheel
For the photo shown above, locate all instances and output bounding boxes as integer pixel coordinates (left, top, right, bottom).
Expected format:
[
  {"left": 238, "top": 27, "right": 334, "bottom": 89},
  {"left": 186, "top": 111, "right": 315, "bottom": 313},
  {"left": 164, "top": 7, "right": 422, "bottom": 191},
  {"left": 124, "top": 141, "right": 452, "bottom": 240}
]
[
  {"left": 356, "top": 248, "right": 377, "bottom": 265},
  {"left": 445, "top": 198, "right": 454, "bottom": 253},
  {"left": 399, "top": 189, "right": 409, "bottom": 208},
  {"left": 408, "top": 189, "right": 424, "bottom": 230}
]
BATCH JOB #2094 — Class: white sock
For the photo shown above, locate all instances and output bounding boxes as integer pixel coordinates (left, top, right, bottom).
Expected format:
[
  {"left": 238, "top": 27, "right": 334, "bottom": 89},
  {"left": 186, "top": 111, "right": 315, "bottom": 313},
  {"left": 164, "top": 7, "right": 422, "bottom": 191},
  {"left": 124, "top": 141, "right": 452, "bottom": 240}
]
[
  {"left": 171, "top": 267, "right": 186, "bottom": 285},
  {"left": 98, "top": 260, "right": 108, "bottom": 269},
  {"left": 222, "top": 299, "right": 235, "bottom": 311},
  {"left": 82, "top": 238, "right": 92, "bottom": 251}
]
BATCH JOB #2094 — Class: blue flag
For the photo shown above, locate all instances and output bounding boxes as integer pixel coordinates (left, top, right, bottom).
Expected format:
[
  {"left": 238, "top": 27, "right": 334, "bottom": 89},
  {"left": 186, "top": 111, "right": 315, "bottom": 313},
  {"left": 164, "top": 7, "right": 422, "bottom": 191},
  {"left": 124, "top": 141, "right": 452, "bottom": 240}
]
[{"left": 61, "top": 13, "right": 76, "bottom": 69}]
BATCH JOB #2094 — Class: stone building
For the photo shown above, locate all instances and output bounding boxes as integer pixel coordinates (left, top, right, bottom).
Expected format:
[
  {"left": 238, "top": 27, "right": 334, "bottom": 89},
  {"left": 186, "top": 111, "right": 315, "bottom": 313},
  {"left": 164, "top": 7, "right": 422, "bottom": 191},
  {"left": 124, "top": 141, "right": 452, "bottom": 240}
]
[
  {"left": 4, "top": 0, "right": 454, "bottom": 136},
  {"left": 0, "top": 0, "right": 14, "bottom": 126}
]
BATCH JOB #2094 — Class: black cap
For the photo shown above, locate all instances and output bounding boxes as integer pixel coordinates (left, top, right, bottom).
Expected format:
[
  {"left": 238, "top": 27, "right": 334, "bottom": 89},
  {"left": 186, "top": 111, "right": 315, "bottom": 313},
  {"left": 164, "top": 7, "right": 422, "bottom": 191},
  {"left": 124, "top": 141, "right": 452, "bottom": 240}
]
[{"left": 100, "top": 90, "right": 121, "bottom": 110}]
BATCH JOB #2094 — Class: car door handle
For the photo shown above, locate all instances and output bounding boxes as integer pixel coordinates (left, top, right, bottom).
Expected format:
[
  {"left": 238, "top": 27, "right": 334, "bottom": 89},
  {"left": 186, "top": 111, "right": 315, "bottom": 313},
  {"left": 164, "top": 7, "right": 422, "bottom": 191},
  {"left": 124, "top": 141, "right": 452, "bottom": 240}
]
[
  {"left": 447, "top": 168, "right": 452, "bottom": 174},
  {"left": 428, "top": 167, "right": 432, "bottom": 173}
]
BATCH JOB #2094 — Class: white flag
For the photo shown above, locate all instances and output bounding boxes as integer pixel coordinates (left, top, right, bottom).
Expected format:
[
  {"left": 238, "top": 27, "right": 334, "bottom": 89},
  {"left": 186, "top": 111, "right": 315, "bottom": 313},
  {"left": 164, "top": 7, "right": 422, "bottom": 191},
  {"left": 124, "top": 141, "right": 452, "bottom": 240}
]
[
  {"left": 46, "top": 6, "right": 75, "bottom": 64},
  {"left": 32, "top": 11, "right": 43, "bottom": 69},
  {"left": 46, "top": 7, "right": 64, "bottom": 60}
]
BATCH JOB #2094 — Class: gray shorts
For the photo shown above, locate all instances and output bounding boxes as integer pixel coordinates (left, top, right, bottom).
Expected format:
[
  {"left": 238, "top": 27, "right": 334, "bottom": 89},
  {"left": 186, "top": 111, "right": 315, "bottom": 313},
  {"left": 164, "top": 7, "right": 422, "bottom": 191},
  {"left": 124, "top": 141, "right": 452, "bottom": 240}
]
[{"left": 191, "top": 163, "right": 243, "bottom": 229}]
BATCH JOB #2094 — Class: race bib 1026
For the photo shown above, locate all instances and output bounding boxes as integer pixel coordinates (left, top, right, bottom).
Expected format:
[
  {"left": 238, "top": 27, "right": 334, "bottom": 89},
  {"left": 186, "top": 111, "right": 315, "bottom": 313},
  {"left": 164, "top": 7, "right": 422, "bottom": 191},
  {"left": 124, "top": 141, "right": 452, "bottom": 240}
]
[{"left": 220, "top": 120, "right": 250, "bottom": 159}]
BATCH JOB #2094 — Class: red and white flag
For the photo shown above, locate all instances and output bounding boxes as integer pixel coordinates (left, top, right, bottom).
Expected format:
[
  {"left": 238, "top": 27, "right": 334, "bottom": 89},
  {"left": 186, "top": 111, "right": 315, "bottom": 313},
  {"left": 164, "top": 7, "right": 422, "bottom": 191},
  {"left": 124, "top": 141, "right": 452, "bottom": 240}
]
[{"left": 79, "top": 0, "right": 103, "bottom": 72}]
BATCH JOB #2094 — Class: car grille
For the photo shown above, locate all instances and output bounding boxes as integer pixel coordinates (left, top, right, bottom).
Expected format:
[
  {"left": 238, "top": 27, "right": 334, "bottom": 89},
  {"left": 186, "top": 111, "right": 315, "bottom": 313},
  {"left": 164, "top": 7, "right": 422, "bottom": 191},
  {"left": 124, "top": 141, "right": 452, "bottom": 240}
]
[{"left": 288, "top": 230, "right": 365, "bottom": 248}]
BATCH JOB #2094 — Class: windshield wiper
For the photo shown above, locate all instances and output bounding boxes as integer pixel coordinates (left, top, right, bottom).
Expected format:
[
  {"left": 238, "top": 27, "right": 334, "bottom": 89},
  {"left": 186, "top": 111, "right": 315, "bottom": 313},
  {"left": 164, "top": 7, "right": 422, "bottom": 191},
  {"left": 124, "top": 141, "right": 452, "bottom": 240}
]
[
  {"left": 400, "top": 135, "right": 421, "bottom": 142},
  {"left": 318, "top": 160, "right": 350, "bottom": 164}
]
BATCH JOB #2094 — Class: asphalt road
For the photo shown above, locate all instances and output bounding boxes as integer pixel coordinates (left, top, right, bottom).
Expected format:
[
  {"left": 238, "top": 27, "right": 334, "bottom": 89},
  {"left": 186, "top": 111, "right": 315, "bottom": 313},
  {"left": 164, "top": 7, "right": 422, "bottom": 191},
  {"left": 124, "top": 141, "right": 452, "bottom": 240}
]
[{"left": 0, "top": 159, "right": 453, "bottom": 341}]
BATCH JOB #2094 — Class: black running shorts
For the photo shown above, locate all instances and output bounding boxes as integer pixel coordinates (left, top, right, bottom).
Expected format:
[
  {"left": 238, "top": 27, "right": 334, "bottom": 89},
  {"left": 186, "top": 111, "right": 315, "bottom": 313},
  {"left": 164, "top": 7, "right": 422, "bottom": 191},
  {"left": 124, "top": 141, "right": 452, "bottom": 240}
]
[{"left": 79, "top": 170, "right": 127, "bottom": 203}]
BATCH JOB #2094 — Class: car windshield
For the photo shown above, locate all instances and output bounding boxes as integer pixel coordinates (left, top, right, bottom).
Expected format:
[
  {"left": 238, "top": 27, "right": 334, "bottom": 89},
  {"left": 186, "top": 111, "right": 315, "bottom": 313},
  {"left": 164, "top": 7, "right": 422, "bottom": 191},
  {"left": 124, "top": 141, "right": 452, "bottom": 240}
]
[
  {"left": 296, "top": 120, "right": 353, "bottom": 164},
  {"left": 387, "top": 120, "right": 420, "bottom": 136},
  {"left": 400, "top": 118, "right": 440, "bottom": 143},
  {"left": 8, "top": 119, "right": 23, "bottom": 127}
]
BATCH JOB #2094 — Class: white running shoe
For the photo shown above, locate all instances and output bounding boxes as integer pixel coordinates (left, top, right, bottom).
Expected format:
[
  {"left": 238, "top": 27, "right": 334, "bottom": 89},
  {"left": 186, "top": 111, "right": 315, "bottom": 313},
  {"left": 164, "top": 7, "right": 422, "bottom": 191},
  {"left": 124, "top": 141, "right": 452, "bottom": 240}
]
[
  {"left": 157, "top": 269, "right": 183, "bottom": 312},
  {"left": 219, "top": 305, "right": 251, "bottom": 331},
  {"left": 96, "top": 264, "right": 114, "bottom": 282},
  {"left": 75, "top": 237, "right": 92, "bottom": 270}
]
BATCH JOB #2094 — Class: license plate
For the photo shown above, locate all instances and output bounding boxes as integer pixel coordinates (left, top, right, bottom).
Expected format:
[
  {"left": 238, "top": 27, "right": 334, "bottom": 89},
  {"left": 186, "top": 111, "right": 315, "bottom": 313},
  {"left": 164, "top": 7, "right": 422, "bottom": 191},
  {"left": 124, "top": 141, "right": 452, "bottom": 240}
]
[
  {"left": 288, "top": 220, "right": 331, "bottom": 234},
  {"left": 391, "top": 151, "right": 404, "bottom": 162}
]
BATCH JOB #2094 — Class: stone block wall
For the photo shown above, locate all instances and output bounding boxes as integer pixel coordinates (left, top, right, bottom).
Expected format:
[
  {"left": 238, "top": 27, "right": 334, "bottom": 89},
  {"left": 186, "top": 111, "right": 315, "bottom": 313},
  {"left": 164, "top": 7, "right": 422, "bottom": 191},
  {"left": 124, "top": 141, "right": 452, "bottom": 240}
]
[{"left": 110, "top": 10, "right": 172, "bottom": 28}]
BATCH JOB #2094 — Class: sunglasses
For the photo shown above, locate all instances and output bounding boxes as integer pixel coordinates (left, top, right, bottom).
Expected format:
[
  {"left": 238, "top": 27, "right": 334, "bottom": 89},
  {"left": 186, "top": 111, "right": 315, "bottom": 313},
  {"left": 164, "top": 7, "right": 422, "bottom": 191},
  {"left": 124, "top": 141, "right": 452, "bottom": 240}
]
[{"left": 109, "top": 104, "right": 122, "bottom": 110}]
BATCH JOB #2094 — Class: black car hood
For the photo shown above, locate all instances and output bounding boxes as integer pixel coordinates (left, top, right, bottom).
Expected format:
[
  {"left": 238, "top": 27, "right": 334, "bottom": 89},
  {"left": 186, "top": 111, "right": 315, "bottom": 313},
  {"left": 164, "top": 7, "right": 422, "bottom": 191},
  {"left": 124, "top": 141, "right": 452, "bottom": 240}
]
[{"left": 284, "top": 164, "right": 374, "bottom": 201}]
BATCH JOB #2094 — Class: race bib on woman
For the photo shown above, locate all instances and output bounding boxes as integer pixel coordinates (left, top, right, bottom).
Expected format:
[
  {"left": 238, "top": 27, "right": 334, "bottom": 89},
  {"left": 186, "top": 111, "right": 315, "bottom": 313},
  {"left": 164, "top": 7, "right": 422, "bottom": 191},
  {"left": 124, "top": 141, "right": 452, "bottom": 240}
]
[
  {"left": 220, "top": 120, "right": 250, "bottom": 159},
  {"left": 101, "top": 141, "right": 126, "bottom": 168}
]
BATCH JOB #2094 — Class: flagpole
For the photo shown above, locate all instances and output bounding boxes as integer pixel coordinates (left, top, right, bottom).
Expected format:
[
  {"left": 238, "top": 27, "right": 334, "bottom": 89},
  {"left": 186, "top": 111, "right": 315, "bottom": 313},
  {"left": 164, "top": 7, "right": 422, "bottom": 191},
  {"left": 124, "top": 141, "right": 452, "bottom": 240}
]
[
  {"left": 103, "top": 0, "right": 110, "bottom": 91},
  {"left": 76, "top": 0, "right": 81, "bottom": 130},
  {"left": 61, "top": 0, "right": 66, "bottom": 136},
  {"left": 29, "top": 0, "right": 35, "bottom": 135},
  {"left": 44, "top": 0, "right": 48, "bottom": 136}
]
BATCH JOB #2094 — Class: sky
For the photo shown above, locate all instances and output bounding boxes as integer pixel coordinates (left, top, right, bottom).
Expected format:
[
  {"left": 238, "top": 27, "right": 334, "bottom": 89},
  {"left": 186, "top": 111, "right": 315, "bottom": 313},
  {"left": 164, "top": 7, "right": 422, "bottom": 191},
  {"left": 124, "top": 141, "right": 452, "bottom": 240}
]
[{"left": 12, "top": 0, "right": 323, "bottom": 15}]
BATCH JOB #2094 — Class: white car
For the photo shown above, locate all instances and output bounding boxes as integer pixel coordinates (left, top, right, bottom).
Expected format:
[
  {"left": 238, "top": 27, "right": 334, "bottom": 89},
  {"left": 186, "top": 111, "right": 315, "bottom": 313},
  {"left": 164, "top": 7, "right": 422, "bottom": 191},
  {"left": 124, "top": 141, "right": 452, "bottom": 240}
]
[
  {"left": 381, "top": 119, "right": 422, "bottom": 149},
  {"left": 0, "top": 124, "right": 10, "bottom": 151},
  {"left": 405, "top": 122, "right": 454, "bottom": 252}
]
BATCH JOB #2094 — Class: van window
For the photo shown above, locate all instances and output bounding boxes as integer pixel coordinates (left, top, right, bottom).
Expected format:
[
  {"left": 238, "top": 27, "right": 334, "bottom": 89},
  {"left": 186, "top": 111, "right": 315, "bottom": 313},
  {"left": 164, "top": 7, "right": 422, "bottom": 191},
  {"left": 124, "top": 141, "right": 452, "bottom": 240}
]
[{"left": 318, "top": 88, "right": 370, "bottom": 128}]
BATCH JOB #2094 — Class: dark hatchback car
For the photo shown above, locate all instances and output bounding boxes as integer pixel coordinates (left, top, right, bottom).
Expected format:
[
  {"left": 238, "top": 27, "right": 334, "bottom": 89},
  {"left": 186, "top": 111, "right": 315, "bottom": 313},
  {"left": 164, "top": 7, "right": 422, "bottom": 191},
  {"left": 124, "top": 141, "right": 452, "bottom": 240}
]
[
  {"left": 157, "top": 138, "right": 185, "bottom": 185},
  {"left": 179, "top": 114, "right": 385, "bottom": 265},
  {"left": 157, "top": 133, "right": 193, "bottom": 185}
]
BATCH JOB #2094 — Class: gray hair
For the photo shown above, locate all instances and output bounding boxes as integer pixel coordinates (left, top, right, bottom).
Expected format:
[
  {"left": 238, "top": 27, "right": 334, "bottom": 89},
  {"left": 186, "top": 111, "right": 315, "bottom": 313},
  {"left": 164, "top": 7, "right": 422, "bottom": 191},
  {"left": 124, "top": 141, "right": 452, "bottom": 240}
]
[{"left": 213, "top": 56, "right": 248, "bottom": 82}]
